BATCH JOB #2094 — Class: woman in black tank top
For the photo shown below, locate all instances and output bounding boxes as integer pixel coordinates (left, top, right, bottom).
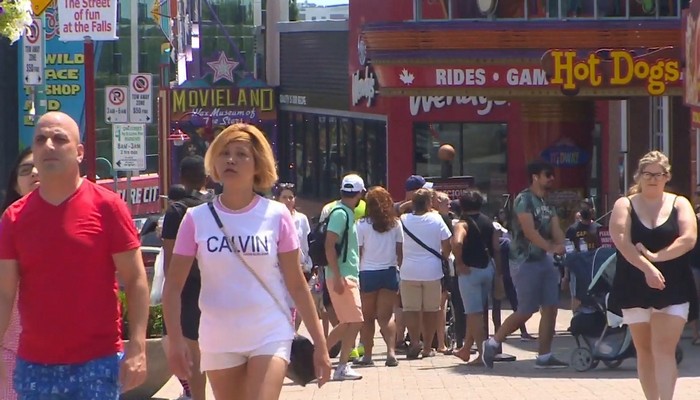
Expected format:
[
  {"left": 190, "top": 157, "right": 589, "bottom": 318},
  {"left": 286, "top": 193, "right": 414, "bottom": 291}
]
[{"left": 609, "top": 151, "right": 697, "bottom": 400}]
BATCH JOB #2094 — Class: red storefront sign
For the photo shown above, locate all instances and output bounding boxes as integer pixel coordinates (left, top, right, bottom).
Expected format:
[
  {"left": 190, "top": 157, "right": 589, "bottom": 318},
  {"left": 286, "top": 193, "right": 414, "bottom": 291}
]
[
  {"left": 97, "top": 174, "right": 162, "bottom": 216},
  {"left": 374, "top": 64, "right": 551, "bottom": 90}
]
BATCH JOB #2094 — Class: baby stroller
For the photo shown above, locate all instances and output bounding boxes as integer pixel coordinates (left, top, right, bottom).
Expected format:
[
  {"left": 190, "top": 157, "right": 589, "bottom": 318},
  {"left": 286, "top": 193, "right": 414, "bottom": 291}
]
[{"left": 566, "top": 248, "right": 684, "bottom": 372}]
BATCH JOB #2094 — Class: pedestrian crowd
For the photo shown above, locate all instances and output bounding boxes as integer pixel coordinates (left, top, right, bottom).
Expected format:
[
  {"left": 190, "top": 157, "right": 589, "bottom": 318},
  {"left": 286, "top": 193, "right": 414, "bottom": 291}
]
[{"left": 0, "top": 117, "right": 697, "bottom": 400}]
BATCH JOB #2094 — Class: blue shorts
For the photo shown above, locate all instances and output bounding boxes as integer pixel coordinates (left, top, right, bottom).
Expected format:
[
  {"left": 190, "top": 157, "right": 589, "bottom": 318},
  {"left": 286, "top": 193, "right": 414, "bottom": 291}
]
[
  {"left": 510, "top": 256, "right": 560, "bottom": 315},
  {"left": 359, "top": 267, "right": 399, "bottom": 293},
  {"left": 457, "top": 267, "right": 494, "bottom": 314},
  {"left": 14, "top": 353, "right": 120, "bottom": 400}
]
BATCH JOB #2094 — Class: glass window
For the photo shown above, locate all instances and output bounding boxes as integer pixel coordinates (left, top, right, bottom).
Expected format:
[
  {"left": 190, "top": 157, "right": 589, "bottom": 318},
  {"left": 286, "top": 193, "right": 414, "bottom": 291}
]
[
  {"left": 340, "top": 118, "right": 352, "bottom": 176},
  {"left": 427, "top": 0, "right": 683, "bottom": 20},
  {"left": 414, "top": 123, "right": 461, "bottom": 177},
  {"left": 415, "top": 122, "right": 507, "bottom": 217},
  {"left": 365, "top": 120, "right": 387, "bottom": 187},
  {"left": 301, "top": 115, "right": 318, "bottom": 197},
  {"left": 318, "top": 117, "right": 331, "bottom": 198},
  {"left": 354, "top": 120, "right": 367, "bottom": 179},
  {"left": 328, "top": 117, "right": 341, "bottom": 195}
]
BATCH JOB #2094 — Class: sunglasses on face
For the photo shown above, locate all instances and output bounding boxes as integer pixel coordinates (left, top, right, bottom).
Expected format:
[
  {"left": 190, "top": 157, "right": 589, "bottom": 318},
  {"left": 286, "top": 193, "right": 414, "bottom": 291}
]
[
  {"left": 543, "top": 171, "right": 555, "bottom": 178},
  {"left": 17, "top": 163, "right": 35, "bottom": 177},
  {"left": 641, "top": 171, "right": 667, "bottom": 180}
]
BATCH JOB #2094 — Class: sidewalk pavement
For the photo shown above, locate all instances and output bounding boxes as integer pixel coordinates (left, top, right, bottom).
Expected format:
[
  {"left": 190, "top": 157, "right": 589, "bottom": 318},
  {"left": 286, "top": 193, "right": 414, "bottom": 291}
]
[{"left": 152, "top": 308, "right": 700, "bottom": 399}]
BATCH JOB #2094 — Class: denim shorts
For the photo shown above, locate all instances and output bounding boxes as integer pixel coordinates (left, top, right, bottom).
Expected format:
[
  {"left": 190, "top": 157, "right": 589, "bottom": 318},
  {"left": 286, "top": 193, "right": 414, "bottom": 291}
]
[
  {"left": 510, "top": 255, "right": 560, "bottom": 315},
  {"left": 14, "top": 354, "right": 120, "bottom": 400},
  {"left": 359, "top": 267, "right": 399, "bottom": 293},
  {"left": 457, "top": 267, "right": 494, "bottom": 314}
]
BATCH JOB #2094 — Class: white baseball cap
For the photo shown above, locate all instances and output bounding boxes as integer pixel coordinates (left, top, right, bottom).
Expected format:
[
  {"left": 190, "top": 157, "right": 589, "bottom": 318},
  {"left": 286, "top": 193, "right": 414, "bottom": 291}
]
[{"left": 340, "top": 174, "right": 366, "bottom": 193}]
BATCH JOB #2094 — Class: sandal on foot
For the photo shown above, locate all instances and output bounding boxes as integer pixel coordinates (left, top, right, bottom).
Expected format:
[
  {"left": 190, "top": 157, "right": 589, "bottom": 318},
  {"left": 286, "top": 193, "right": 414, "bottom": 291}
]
[
  {"left": 421, "top": 349, "right": 437, "bottom": 358},
  {"left": 385, "top": 356, "right": 399, "bottom": 367}
]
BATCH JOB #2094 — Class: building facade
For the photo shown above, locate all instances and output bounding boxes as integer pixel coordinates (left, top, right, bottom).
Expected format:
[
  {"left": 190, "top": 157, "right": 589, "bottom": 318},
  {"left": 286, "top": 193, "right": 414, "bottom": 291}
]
[{"left": 360, "top": 0, "right": 688, "bottom": 221}]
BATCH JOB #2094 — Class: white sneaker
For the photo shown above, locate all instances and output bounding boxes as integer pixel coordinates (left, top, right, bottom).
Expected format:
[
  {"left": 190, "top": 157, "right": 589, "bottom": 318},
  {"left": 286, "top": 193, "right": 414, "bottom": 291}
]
[{"left": 333, "top": 364, "right": 363, "bottom": 381}]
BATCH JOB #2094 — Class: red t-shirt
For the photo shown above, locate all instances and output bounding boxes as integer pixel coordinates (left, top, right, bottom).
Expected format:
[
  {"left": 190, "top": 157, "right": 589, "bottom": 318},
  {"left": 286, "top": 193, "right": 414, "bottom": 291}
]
[{"left": 0, "top": 180, "right": 140, "bottom": 364}]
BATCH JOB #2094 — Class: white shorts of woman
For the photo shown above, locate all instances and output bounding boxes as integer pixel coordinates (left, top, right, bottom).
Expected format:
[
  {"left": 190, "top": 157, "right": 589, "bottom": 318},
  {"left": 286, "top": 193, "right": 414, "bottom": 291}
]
[
  {"left": 621, "top": 302, "right": 689, "bottom": 325},
  {"left": 200, "top": 340, "right": 293, "bottom": 371}
]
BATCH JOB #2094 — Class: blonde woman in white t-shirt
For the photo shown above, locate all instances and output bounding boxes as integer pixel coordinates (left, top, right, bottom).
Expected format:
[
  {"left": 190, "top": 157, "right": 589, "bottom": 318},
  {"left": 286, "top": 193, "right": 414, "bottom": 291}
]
[
  {"left": 355, "top": 186, "right": 403, "bottom": 367},
  {"left": 163, "top": 124, "right": 331, "bottom": 400}
]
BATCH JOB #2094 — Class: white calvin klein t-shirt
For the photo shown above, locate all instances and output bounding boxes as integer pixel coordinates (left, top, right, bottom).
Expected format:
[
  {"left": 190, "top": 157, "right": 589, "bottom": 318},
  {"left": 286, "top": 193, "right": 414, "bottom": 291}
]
[{"left": 173, "top": 196, "right": 299, "bottom": 354}]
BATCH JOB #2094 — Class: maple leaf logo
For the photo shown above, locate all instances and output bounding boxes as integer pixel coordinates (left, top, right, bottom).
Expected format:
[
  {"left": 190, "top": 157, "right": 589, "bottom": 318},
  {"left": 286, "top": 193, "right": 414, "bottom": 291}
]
[{"left": 399, "top": 69, "right": 415, "bottom": 85}]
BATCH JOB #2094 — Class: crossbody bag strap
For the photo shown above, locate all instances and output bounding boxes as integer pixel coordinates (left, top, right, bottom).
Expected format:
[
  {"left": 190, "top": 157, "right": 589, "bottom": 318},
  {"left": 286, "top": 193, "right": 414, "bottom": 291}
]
[
  {"left": 465, "top": 215, "right": 491, "bottom": 256},
  {"left": 207, "top": 201, "right": 294, "bottom": 328},
  {"left": 401, "top": 219, "right": 443, "bottom": 261}
]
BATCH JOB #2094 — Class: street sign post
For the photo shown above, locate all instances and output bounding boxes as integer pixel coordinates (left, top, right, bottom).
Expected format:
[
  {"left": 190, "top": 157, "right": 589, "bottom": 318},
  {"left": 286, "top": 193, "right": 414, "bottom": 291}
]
[
  {"left": 22, "top": 18, "right": 44, "bottom": 86},
  {"left": 105, "top": 86, "right": 129, "bottom": 123},
  {"left": 128, "top": 74, "right": 154, "bottom": 123},
  {"left": 112, "top": 124, "right": 146, "bottom": 171}
]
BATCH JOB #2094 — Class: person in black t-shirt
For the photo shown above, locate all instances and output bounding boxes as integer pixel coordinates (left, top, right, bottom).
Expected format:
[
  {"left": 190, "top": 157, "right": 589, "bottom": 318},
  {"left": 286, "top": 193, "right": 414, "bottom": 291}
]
[
  {"left": 160, "top": 156, "right": 214, "bottom": 400},
  {"left": 565, "top": 209, "right": 602, "bottom": 252}
]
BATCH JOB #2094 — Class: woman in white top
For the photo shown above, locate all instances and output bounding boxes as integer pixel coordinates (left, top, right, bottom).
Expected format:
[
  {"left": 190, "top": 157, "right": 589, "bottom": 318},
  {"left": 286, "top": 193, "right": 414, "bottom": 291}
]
[
  {"left": 275, "top": 183, "right": 312, "bottom": 274},
  {"left": 400, "top": 188, "right": 452, "bottom": 359},
  {"left": 275, "top": 182, "right": 313, "bottom": 331},
  {"left": 163, "top": 124, "right": 331, "bottom": 400},
  {"left": 355, "top": 186, "right": 403, "bottom": 367}
]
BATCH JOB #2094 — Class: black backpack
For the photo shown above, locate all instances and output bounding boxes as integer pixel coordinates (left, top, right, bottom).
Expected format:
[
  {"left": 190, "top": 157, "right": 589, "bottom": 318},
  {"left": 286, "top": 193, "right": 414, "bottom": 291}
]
[{"left": 307, "top": 206, "right": 351, "bottom": 267}]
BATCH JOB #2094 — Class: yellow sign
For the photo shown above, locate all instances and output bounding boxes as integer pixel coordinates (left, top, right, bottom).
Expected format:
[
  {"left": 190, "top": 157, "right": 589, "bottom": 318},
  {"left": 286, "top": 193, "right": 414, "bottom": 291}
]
[
  {"left": 171, "top": 88, "right": 276, "bottom": 113},
  {"left": 31, "top": 0, "right": 53, "bottom": 16},
  {"left": 543, "top": 49, "right": 681, "bottom": 96},
  {"left": 151, "top": 0, "right": 161, "bottom": 24}
]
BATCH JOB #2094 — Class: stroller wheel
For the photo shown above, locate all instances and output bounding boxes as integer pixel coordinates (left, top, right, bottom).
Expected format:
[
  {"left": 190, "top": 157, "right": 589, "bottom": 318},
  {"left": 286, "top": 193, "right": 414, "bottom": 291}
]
[
  {"left": 675, "top": 346, "right": 683, "bottom": 365},
  {"left": 571, "top": 347, "right": 596, "bottom": 372},
  {"left": 603, "top": 359, "right": 623, "bottom": 369}
]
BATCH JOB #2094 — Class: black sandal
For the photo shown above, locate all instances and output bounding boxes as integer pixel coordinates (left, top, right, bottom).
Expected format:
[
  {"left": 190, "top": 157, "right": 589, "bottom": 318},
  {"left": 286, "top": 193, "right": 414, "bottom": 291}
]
[{"left": 385, "top": 356, "right": 399, "bottom": 367}]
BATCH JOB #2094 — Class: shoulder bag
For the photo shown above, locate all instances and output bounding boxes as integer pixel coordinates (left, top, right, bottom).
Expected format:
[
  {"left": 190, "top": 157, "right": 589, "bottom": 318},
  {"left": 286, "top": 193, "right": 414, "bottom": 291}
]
[
  {"left": 400, "top": 219, "right": 451, "bottom": 285},
  {"left": 207, "top": 201, "right": 316, "bottom": 386}
]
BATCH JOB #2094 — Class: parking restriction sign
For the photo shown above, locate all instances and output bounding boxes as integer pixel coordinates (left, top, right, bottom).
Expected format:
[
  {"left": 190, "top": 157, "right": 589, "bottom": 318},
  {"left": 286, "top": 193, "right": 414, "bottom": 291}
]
[
  {"left": 128, "top": 74, "right": 153, "bottom": 123},
  {"left": 105, "top": 86, "right": 128, "bottom": 124},
  {"left": 112, "top": 124, "right": 146, "bottom": 171}
]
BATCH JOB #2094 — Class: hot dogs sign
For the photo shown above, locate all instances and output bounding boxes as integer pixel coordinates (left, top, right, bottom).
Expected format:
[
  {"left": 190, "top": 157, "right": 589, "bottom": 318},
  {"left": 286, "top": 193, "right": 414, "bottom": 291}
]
[{"left": 541, "top": 47, "right": 682, "bottom": 96}]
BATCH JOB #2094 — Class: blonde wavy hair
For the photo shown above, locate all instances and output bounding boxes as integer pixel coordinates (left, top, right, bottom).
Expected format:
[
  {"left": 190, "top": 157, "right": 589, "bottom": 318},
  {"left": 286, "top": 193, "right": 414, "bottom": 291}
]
[
  {"left": 204, "top": 124, "right": 278, "bottom": 192},
  {"left": 628, "top": 151, "right": 671, "bottom": 195}
]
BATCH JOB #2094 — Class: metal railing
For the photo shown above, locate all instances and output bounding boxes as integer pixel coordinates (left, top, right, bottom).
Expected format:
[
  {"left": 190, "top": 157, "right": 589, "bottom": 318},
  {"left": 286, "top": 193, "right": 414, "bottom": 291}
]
[{"left": 413, "top": 0, "right": 684, "bottom": 21}]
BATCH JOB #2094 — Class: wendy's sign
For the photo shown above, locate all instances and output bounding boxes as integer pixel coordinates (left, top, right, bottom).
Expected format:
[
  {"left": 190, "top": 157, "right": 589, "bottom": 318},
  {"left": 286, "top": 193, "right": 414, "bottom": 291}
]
[
  {"left": 540, "top": 142, "right": 589, "bottom": 168},
  {"left": 541, "top": 47, "right": 682, "bottom": 96}
]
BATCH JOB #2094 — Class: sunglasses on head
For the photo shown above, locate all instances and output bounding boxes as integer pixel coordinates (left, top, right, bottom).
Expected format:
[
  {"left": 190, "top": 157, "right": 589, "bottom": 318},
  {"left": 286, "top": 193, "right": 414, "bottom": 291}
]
[{"left": 278, "top": 183, "right": 295, "bottom": 189}]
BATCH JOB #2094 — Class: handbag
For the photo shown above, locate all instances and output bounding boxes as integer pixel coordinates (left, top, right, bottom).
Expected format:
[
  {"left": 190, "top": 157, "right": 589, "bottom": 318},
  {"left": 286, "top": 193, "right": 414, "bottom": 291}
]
[
  {"left": 400, "top": 220, "right": 451, "bottom": 284},
  {"left": 207, "top": 201, "right": 317, "bottom": 386}
]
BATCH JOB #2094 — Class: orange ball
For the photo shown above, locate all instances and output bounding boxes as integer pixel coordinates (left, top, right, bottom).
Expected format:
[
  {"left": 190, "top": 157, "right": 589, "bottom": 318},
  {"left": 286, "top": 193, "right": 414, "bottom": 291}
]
[{"left": 438, "top": 144, "right": 456, "bottom": 161}]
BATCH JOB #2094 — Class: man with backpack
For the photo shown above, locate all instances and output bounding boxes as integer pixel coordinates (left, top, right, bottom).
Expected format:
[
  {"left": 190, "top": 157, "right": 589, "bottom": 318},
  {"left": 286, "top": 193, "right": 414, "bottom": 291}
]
[
  {"left": 323, "top": 174, "right": 366, "bottom": 380},
  {"left": 161, "top": 156, "right": 214, "bottom": 400}
]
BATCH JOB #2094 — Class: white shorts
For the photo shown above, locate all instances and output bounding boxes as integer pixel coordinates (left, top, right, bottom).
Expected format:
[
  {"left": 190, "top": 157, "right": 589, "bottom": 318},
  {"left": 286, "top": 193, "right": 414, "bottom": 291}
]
[
  {"left": 200, "top": 340, "right": 293, "bottom": 372},
  {"left": 621, "top": 303, "right": 690, "bottom": 325}
]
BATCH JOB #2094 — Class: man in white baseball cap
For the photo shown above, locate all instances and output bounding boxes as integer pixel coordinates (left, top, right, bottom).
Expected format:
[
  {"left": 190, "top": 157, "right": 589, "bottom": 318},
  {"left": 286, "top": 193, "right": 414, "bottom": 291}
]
[{"left": 324, "top": 173, "right": 366, "bottom": 380}]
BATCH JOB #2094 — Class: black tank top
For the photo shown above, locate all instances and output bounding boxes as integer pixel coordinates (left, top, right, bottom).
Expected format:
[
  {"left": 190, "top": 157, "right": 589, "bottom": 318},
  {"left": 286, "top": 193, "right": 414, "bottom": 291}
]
[
  {"left": 461, "top": 213, "right": 494, "bottom": 269},
  {"left": 611, "top": 196, "right": 697, "bottom": 312}
]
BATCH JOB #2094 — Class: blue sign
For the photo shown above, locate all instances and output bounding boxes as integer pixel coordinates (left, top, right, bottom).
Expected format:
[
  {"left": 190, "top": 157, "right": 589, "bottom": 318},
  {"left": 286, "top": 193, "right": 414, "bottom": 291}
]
[
  {"left": 540, "top": 143, "right": 590, "bottom": 168},
  {"left": 17, "top": 7, "right": 102, "bottom": 149}
]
